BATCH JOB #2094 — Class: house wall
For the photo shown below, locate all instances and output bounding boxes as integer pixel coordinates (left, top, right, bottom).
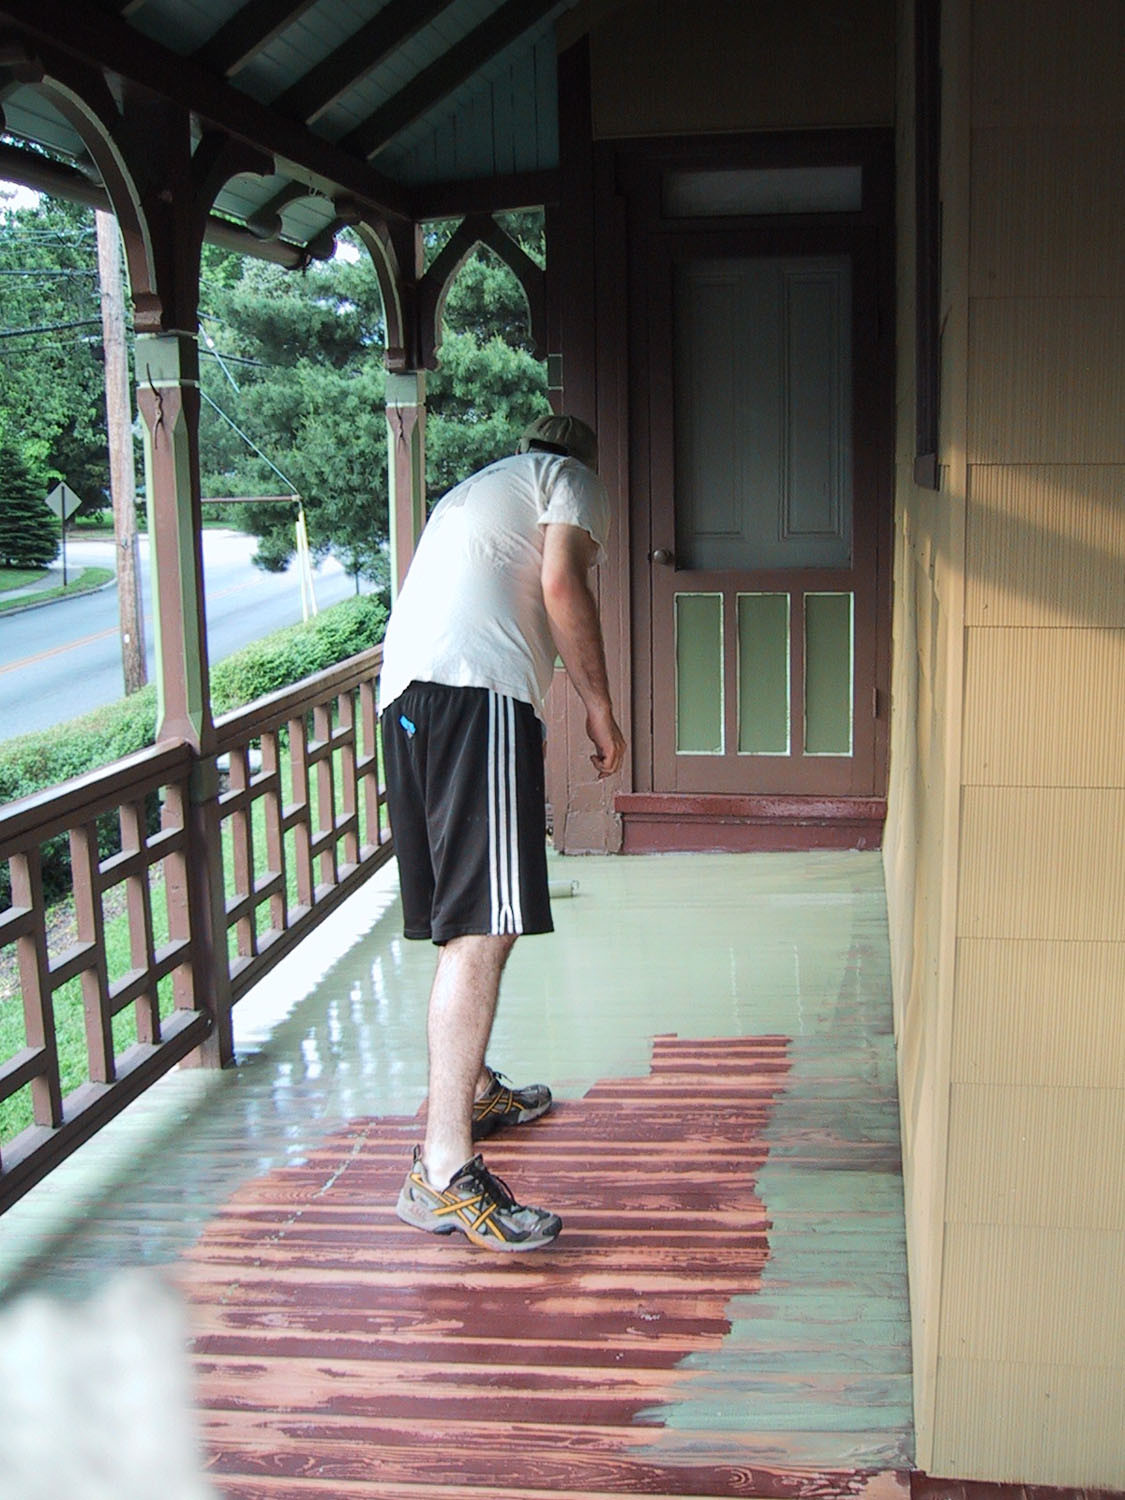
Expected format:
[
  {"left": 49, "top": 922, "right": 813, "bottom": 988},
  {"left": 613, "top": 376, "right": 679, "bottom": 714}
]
[
  {"left": 583, "top": 0, "right": 895, "bottom": 138},
  {"left": 886, "top": 0, "right": 1125, "bottom": 1483}
]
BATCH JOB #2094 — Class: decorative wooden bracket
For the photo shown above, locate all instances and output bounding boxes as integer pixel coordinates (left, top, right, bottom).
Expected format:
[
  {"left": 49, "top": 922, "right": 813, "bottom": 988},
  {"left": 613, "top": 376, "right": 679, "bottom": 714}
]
[{"left": 416, "top": 212, "right": 546, "bottom": 370}]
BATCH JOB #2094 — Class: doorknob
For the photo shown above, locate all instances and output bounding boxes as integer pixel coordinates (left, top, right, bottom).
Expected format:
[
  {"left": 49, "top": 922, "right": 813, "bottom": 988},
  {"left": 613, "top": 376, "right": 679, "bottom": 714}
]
[{"left": 651, "top": 548, "right": 675, "bottom": 566}]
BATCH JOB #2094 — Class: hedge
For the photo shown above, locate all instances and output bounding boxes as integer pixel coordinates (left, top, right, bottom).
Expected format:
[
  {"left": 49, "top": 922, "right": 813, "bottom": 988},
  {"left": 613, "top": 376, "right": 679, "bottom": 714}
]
[
  {"left": 209, "top": 593, "right": 387, "bottom": 714},
  {"left": 0, "top": 592, "right": 387, "bottom": 906}
]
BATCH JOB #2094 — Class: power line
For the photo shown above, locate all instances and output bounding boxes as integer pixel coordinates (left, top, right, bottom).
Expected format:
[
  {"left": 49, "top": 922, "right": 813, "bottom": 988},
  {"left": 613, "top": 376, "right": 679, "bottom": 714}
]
[
  {"left": 199, "top": 388, "right": 298, "bottom": 494},
  {"left": 0, "top": 317, "right": 102, "bottom": 339},
  {"left": 0, "top": 266, "right": 98, "bottom": 276}
]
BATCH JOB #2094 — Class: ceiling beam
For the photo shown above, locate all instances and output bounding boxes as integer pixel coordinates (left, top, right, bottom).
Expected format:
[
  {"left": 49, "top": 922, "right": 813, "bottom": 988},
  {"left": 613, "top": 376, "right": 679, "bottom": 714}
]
[
  {"left": 414, "top": 168, "right": 560, "bottom": 221},
  {"left": 273, "top": 0, "right": 459, "bottom": 126},
  {"left": 98, "top": 0, "right": 151, "bottom": 15},
  {"left": 193, "top": 0, "right": 318, "bottom": 79},
  {"left": 0, "top": 140, "right": 308, "bottom": 266},
  {"left": 0, "top": 0, "right": 414, "bottom": 220},
  {"left": 341, "top": 0, "right": 560, "bottom": 161}
]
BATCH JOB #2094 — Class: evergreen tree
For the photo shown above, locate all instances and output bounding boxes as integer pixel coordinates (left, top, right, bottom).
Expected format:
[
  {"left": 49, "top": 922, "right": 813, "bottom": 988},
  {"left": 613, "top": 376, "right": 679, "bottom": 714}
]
[
  {"left": 424, "top": 217, "right": 549, "bottom": 501},
  {"left": 0, "top": 440, "right": 59, "bottom": 567},
  {"left": 197, "top": 241, "right": 391, "bottom": 580},
  {"left": 0, "top": 194, "right": 112, "bottom": 515}
]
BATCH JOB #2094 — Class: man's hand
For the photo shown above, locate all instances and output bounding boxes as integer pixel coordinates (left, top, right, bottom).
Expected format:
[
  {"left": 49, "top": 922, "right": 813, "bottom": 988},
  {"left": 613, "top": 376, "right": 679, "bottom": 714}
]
[{"left": 586, "top": 702, "right": 626, "bottom": 779}]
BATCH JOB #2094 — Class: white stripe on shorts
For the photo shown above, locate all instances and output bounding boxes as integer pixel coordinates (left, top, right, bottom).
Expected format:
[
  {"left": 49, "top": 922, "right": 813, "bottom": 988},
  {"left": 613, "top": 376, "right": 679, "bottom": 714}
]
[{"left": 487, "top": 691, "right": 523, "bottom": 935}]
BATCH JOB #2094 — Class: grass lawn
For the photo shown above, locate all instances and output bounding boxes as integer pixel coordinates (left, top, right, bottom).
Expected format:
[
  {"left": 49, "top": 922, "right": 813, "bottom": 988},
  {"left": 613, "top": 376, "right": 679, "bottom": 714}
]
[
  {"left": 0, "top": 567, "right": 50, "bottom": 594},
  {"left": 0, "top": 566, "right": 114, "bottom": 614}
]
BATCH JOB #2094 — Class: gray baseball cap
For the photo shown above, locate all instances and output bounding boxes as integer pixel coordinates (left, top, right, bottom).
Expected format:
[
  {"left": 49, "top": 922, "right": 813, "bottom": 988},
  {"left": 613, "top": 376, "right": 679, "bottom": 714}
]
[{"left": 517, "top": 413, "right": 598, "bottom": 472}]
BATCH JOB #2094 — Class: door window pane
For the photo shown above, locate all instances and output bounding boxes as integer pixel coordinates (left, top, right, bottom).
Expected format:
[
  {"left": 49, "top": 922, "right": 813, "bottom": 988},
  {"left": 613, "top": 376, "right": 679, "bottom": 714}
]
[
  {"left": 664, "top": 166, "right": 863, "bottom": 217},
  {"left": 675, "top": 593, "right": 724, "bottom": 754},
  {"left": 738, "top": 593, "right": 790, "bottom": 754},
  {"left": 804, "top": 593, "right": 854, "bottom": 755}
]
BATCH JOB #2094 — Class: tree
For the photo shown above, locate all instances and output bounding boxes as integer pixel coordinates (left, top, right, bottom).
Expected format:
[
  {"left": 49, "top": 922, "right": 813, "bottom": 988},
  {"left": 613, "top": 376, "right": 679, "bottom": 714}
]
[
  {"left": 197, "top": 243, "right": 391, "bottom": 582},
  {"left": 423, "top": 217, "right": 550, "bottom": 500},
  {"left": 0, "top": 438, "right": 59, "bottom": 567},
  {"left": 193, "top": 213, "right": 550, "bottom": 575},
  {"left": 0, "top": 194, "right": 113, "bottom": 515}
]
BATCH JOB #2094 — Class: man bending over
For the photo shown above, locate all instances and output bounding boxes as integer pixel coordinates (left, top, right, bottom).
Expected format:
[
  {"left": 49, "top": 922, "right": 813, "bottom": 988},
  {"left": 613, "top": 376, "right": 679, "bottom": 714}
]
[{"left": 380, "top": 413, "right": 626, "bottom": 1252}]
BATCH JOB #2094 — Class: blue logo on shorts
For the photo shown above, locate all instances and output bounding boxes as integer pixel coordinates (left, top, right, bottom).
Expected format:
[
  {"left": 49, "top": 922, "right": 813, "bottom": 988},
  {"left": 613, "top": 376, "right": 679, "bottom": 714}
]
[{"left": 399, "top": 714, "right": 416, "bottom": 737}]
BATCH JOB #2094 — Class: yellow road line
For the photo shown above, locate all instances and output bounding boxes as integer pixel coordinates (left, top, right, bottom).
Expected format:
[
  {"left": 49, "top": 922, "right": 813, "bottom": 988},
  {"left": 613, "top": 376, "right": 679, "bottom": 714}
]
[{"left": 0, "top": 626, "right": 118, "bottom": 677}]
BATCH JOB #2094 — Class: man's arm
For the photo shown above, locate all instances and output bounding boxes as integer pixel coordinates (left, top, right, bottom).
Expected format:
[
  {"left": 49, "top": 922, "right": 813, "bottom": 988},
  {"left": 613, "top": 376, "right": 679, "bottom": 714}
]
[{"left": 540, "top": 523, "right": 626, "bottom": 779}]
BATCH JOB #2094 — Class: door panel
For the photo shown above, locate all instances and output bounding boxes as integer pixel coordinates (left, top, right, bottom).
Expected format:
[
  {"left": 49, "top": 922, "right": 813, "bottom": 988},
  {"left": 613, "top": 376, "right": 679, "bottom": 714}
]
[
  {"left": 646, "top": 226, "right": 882, "bottom": 799},
  {"left": 674, "top": 257, "right": 853, "bottom": 572}
]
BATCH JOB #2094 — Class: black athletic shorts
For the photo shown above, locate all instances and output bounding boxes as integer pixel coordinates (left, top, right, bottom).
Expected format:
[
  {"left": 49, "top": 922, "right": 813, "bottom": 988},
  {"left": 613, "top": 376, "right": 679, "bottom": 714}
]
[{"left": 381, "top": 681, "right": 553, "bottom": 944}]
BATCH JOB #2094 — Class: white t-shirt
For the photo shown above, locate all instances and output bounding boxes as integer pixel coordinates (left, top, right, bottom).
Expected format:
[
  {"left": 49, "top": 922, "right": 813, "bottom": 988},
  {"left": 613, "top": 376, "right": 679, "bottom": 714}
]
[{"left": 379, "top": 451, "right": 611, "bottom": 720}]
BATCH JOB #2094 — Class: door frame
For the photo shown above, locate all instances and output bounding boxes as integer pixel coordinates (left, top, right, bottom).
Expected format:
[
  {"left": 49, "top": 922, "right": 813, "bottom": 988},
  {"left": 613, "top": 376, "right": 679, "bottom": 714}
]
[{"left": 607, "top": 128, "right": 895, "bottom": 845}]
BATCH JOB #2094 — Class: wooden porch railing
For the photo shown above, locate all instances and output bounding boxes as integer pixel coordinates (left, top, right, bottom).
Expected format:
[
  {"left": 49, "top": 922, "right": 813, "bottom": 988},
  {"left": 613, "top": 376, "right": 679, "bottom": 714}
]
[{"left": 0, "top": 645, "right": 392, "bottom": 1213}]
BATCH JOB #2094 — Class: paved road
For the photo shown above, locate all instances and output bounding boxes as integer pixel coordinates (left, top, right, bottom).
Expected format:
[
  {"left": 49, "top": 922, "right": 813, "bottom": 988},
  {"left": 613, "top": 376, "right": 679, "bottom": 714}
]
[{"left": 0, "top": 531, "right": 372, "bottom": 742}]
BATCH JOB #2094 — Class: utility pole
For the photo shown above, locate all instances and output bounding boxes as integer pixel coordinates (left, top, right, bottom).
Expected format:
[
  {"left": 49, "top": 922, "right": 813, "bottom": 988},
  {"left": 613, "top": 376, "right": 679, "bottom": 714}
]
[{"left": 95, "top": 208, "right": 147, "bottom": 693}]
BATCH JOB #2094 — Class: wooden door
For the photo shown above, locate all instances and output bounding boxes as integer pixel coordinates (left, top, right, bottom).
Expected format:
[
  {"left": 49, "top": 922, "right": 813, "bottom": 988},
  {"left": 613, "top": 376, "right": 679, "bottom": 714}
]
[{"left": 634, "top": 205, "right": 889, "bottom": 802}]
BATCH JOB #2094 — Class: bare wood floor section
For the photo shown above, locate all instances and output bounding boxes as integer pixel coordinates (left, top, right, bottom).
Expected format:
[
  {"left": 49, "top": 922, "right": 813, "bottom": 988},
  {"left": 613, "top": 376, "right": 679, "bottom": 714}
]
[{"left": 177, "top": 1036, "right": 909, "bottom": 1500}]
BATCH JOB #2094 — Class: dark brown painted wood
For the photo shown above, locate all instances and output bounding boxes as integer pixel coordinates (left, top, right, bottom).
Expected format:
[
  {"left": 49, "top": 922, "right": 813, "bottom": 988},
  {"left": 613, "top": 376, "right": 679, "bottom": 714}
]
[
  {"left": 600, "top": 129, "right": 894, "bottom": 838},
  {"left": 414, "top": 168, "right": 561, "bottom": 221},
  {"left": 0, "top": 652, "right": 393, "bottom": 1211},
  {"left": 176, "top": 1036, "right": 909, "bottom": 1499},
  {"left": 616, "top": 795, "right": 886, "bottom": 853},
  {"left": 0, "top": 0, "right": 413, "bottom": 221}
]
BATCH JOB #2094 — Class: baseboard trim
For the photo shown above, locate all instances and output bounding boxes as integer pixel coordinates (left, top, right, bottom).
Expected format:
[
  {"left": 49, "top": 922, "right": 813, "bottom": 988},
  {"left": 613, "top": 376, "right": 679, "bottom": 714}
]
[{"left": 615, "top": 793, "right": 886, "bottom": 853}]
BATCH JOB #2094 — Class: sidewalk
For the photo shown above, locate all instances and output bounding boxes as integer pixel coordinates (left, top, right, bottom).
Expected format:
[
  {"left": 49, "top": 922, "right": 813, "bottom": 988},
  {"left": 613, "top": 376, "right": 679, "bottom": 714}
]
[{"left": 0, "top": 539, "right": 118, "bottom": 608}]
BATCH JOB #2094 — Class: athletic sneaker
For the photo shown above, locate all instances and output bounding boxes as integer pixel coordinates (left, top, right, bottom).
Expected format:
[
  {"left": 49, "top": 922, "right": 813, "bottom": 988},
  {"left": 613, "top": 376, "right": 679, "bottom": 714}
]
[
  {"left": 471, "top": 1066, "right": 552, "bottom": 1140},
  {"left": 395, "top": 1147, "right": 562, "bottom": 1252}
]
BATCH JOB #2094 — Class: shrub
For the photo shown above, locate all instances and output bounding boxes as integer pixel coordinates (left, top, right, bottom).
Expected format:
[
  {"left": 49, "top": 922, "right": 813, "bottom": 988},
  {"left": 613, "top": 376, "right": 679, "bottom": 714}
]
[
  {"left": 0, "top": 593, "right": 387, "bottom": 907},
  {"left": 209, "top": 593, "right": 387, "bottom": 714},
  {"left": 0, "top": 686, "right": 159, "bottom": 907}
]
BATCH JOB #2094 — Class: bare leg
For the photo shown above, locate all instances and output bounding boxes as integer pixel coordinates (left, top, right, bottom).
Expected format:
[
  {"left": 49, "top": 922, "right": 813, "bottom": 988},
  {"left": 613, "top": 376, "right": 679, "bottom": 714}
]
[{"left": 423, "top": 933, "right": 516, "bottom": 1186}]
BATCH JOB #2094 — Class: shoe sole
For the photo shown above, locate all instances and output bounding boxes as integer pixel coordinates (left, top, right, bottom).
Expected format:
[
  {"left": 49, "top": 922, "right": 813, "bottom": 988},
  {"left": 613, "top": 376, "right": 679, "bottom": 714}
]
[
  {"left": 395, "top": 1185, "right": 561, "bottom": 1253},
  {"left": 471, "top": 1097, "right": 552, "bottom": 1141}
]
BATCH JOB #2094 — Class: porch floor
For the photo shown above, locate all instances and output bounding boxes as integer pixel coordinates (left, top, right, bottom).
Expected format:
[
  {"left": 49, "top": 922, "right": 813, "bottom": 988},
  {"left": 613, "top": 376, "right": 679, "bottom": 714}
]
[{"left": 0, "top": 850, "right": 912, "bottom": 1497}]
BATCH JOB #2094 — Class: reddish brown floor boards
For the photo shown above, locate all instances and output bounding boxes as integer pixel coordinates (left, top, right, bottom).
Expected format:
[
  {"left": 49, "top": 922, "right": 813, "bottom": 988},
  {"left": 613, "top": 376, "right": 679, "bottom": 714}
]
[{"left": 177, "top": 1036, "right": 906, "bottom": 1500}]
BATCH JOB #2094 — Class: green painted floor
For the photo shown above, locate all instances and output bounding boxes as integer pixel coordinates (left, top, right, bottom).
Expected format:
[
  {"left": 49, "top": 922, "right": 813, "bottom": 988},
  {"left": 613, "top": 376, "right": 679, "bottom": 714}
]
[{"left": 0, "top": 850, "right": 913, "bottom": 1469}]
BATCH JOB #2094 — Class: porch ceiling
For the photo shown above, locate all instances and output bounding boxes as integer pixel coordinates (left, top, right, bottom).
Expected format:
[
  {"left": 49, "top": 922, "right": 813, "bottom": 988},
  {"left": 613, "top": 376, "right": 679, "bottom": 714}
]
[{"left": 0, "top": 0, "right": 585, "bottom": 257}]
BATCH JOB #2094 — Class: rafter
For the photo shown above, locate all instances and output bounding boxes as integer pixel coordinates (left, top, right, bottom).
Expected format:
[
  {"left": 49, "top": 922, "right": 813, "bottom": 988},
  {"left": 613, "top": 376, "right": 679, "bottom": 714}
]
[
  {"left": 0, "top": 0, "right": 413, "bottom": 220},
  {"left": 273, "top": 0, "right": 459, "bottom": 126},
  {"left": 193, "top": 0, "right": 318, "bottom": 79},
  {"left": 341, "top": 0, "right": 560, "bottom": 161}
]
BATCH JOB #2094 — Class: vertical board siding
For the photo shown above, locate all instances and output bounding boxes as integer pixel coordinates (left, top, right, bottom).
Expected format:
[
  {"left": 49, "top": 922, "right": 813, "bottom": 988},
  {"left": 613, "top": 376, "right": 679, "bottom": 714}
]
[
  {"left": 931, "top": 1353, "right": 1125, "bottom": 1487},
  {"left": 953, "top": 938, "right": 1125, "bottom": 1088},
  {"left": 958, "top": 786, "right": 1125, "bottom": 940},
  {"left": 970, "top": 127, "right": 1125, "bottom": 297},
  {"left": 938, "top": 1223, "right": 1125, "bottom": 1367},
  {"left": 965, "top": 466, "right": 1125, "bottom": 628},
  {"left": 932, "top": 0, "right": 1125, "bottom": 1483},
  {"left": 967, "top": 298, "right": 1125, "bottom": 465},
  {"left": 962, "top": 627, "right": 1125, "bottom": 785},
  {"left": 945, "top": 1083, "right": 1125, "bottom": 1229}
]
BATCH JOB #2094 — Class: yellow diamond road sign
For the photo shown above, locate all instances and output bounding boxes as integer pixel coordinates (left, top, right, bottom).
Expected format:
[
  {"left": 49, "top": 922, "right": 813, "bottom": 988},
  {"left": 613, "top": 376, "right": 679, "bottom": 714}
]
[{"left": 45, "top": 481, "right": 82, "bottom": 521}]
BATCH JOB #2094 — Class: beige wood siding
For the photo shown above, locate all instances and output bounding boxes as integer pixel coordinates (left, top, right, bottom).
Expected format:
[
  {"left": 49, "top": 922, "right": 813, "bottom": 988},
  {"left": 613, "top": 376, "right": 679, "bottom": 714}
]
[
  {"left": 888, "top": 0, "right": 1125, "bottom": 1484},
  {"left": 585, "top": 0, "right": 895, "bottom": 138}
]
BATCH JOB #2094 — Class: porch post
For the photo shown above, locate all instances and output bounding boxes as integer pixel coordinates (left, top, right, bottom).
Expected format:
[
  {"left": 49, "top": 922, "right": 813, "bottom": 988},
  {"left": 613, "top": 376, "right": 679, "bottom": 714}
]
[
  {"left": 136, "top": 329, "right": 234, "bottom": 1068},
  {"left": 385, "top": 371, "right": 427, "bottom": 599},
  {"left": 135, "top": 331, "right": 211, "bottom": 746}
]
